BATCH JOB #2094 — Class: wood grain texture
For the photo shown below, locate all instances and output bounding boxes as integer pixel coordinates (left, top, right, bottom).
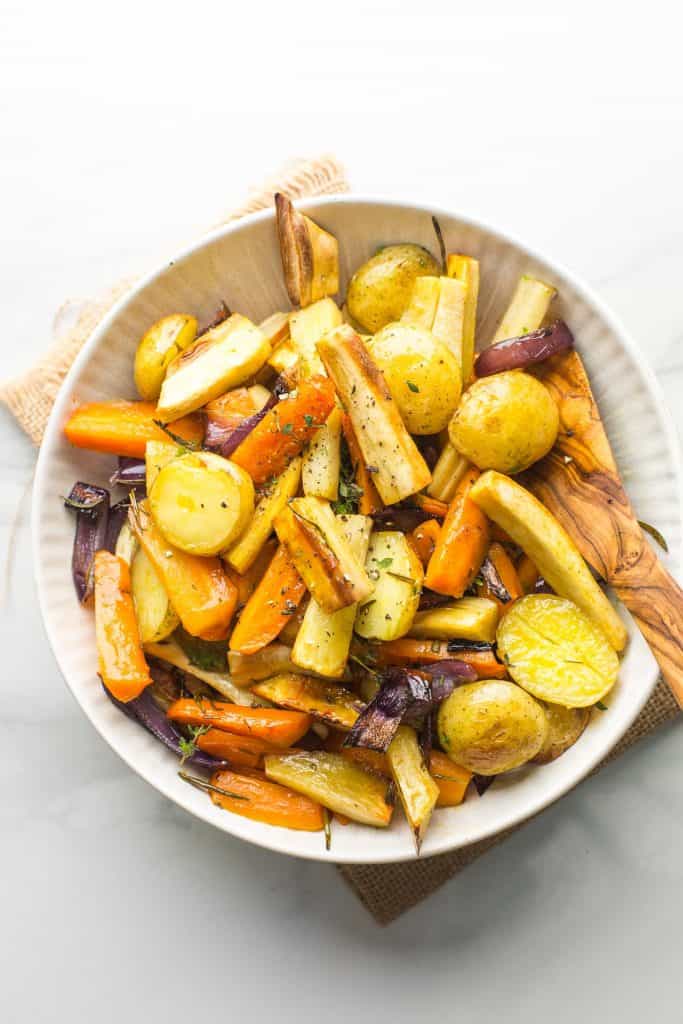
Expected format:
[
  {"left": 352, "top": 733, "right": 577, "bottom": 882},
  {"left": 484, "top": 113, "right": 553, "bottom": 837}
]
[{"left": 526, "top": 349, "right": 683, "bottom": 706}]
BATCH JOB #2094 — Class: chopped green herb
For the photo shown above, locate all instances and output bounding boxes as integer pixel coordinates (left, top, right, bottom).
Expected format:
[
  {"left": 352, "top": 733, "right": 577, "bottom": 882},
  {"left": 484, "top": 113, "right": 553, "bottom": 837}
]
[
  {"left": 376, "top": 557, "right": 393, "bottom": 570},
  {"left": 178, "top": 771, "right": 248, "bottom": 801},
  {"left": 281, "top": 422, "right": 294, "bottom": 435},
  {"left": 595, "top": 700, "right": 608, "bottom": 711},
  {"left": 179, "top": 724, "right": 211, "bottom": 765},
  {"left": 152, "top": 420, "right": 200, "bottom": 450},
  {"left": 174, "top": 626, "right": 229, "bottom": 672},
  {"left": 406, "top": 381, "right": 420, "bottom": 394}
]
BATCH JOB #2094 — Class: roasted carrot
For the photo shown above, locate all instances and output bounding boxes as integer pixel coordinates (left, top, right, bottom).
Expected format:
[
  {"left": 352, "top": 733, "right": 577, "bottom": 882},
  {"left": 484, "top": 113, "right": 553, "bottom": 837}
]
[
  {"left": 410, "top": 519, "right": 442, "bottom": 568},
  {"left": 196, "top": 728, "right": 283, "bottom": 768},
  {"left": 342, "top": 747, "right": 390, "bottom": 776},
  {"left": 204, "top": 387, "right": 263, "bottom": 430},
  {"left": 517, "top": 553, "right": 540, "bottom": 594},
  {"left": 490, "top": 524, "right": 514, "bottom": 545},
  {"left": 424, "top": 466, "right": 490, "bottom": 597},
  {"left": 429, "top": 751, "right": 472, "bottom": 807},
  {"left": 341, "top": 414, "right": 383, "bottom": 515},
  {"left": 129, "top": 502, "right": 237, "bottom": 641},
  {"left": 477, "top": 542, "right": 524, "bottom": 609},
  {"left": 414, "top": 494, "right": 449, "bottom": 519},
  {"left": 207, "top": 768, "right": 324, "bottom": 831},
  {"left": 167, "top": 698, "right": 312, "bottom": 747},
  {"left": 229, "top": 545, "right": 306, "bottom": 655},
  {"left": 230, "top": 376, "right": 336, "bottom": 484},
  {"left": 225, "top": 537, "right": 279, "bottom": 610},
  {"left": 278, "top": 597, "right": 309, "bottom": 645},
  {"left": 94, "top": 551, "right": 152, "bottom": 702},
  {"left": 372, "top": 637, "right": 507, "bottom": 679},
  {"left": 64, "top": 400, "right": 203, "bottom": 458}
]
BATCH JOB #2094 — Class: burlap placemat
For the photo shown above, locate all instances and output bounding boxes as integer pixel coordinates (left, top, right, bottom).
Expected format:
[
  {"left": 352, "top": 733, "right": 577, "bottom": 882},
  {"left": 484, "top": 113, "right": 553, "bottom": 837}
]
[{"left": 3, "top": 155, "right": 678, "bottom": 925}]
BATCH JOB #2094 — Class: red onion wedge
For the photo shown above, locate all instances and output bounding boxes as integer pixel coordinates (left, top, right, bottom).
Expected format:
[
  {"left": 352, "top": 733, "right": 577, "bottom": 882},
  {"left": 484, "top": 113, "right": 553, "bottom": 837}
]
[
  {"left": 204, "top": 373, "right": 292, "bottom": 458},
  {"left": 64, "top": 482, "right": 110, "bottom": 603},
  {"left": 475, "top": 320, "right": 574, "bottom": 377},
  {"left": 479, "top": 555, "right": 512, "bottom": 603},
  {"left": 110, "top": 457, "right": 146, "bottom": 488}
]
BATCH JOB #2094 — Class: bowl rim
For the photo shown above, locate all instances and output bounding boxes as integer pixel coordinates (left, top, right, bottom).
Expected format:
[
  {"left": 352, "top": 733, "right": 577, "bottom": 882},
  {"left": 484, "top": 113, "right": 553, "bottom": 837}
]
[{"left": 32, "top": 193, "right": 683, "bottom": 864}]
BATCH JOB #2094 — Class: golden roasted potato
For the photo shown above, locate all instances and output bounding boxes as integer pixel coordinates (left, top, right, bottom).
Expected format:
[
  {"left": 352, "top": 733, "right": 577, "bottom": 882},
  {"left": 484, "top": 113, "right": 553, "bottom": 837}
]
[
  {"left": 134, "top": 314, "right": 197, "bottom": 401},
  {"left": 149, "top": 450, "right": 254, "bottom": 556},
  {"left": 437, "top": 679, "right": 548, "bottom": 775},
  {"left": 533, "top": 702, "right": 591, "bottom": 764},
  {"left": 449, "top": 370, "right": 559, "bottom": 474},
  {"left": 130, "top": 546, "right": 179, "bottom": 643},
  {"left": 346, "top": 244, "right": 440, "bottom": 333},
  {"left": 369, "top": 323, "right": 461, "bottom": 434},
  {"left": 497, "top": 594, "right": 619, "bottom": 707}
]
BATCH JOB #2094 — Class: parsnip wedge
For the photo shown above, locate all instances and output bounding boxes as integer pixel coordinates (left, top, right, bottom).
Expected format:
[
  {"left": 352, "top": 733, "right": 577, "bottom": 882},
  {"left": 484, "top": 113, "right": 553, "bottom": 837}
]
[
  {"left": 275, "top": 193, "right": 339, "bottom": 308},
  {"left": 224, "top": 457, "right": 302, "bottom": 575},
  {"left": 251, "top": 673, "right": 364, "bottom": 730},
  {"left": 144, "top": 639, "right": 262, "bottom": 707},
  {"left": 275, "top": 496, "right": 374, "bottom": 613},
  {"left": 145, "top": 440, "right": 179, "bottom": 494},
  {"left": 469, "top": 471, "right": 627, "bottom": 651},
  {"left": 317, "top": 326, "right": 431, "bottom": 504},
  {"left": 402, "top": 275, "right": 466, "bottom": 372},
  {"left": 264, "top": 751, "right": 394, "bottom": 827},
  {"left": 292, "top": 513, "right": 371, "bottom": 677},
  {"left": 426, "top": 443, "right": 469, "bottom": 502},
  {"left": 156, "top": 313, "right": 271, "bottom": 421},
  {"left": 259, "top": 311, "right": 291, "bottom": 348},
  {"left": 302, "top": 406, "right": 343, "bottom": 502},
  {"left": 387, "top": 726, "right": 439, "bottom": 853},
  {"left": 491, "top": 275, "right": 556, "bottom": 344},
  {"left": 289, "top": 297, "right": 342, "bottom": 376},
  {"left": 355, "top": 531, "right": 423, "bottom": 642},
  {"left": 409, "top": 597, "right": 499, "bottom": 643},
  {"left": 446, "top": 254, "right": 480, "bottom": 382}
]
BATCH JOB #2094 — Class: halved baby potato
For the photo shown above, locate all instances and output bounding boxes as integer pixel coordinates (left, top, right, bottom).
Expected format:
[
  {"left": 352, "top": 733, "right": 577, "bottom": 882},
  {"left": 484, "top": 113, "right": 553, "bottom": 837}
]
[
  {"left": 497, "top": 594, "right": 619, "bottom": 708},
  {"left": 134, "top": 314, "right": 198, "bottom": 401},
  {"left": 149, "top": 450, "right": 254, "bottom": 556},
  {"left": 346, "top": 244, "right": 440, "bottom": 333},
  {"left": 130, "top": 545, "right": 179, "bottom": 643},
  {"left": 533, "top": 702, "right": 591, "bottom": 764}
]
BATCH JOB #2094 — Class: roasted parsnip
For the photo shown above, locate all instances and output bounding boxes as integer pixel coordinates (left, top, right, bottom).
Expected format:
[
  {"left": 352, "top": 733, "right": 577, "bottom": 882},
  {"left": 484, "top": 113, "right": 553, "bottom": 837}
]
[
  {"left": 289, "top": 297, "right": 343, "bottom": 376},
  {"left": 224, "top": 456, "right": 302, "bottom": 575},
  {"left": 355, "top": 531, "right": 424, "bottom": 642},
  {"left": 275, "top": 193, "right": 339, "bottom": 308},
  {"left": 251, "top": 672, "right": 364, "bottom": 730},
  {"left": 387, "top": 726, "right": 439, "bottom": 853},
  {"left": 302, "top": 406, "right": 343, "bottom": 502},
  {"left": 491, "top": 274, "right": 556, "bottom": 344},
  {"left": 409, "top": 597, "right": 499, "bottom": 643},
  {"left": 446, "top": 254, "right": 480, "bottom": 382}
]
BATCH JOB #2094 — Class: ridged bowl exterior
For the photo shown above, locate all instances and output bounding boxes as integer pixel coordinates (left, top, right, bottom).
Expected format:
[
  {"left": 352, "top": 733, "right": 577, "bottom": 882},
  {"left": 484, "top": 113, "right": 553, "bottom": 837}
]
[{"left": 33, "top": 197, "right": 682, "bottom": 863}]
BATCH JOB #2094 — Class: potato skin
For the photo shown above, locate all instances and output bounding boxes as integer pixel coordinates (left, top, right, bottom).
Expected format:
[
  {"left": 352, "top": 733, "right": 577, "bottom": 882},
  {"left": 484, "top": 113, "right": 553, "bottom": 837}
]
[
  {"left": 449, "top": 370, "right": 559, "bottom": 474},
  {"left": 533, "top": 703, "right": 591, "bottom": 764},
  {"left": 346, "top": 244, "right": 440, "bottom": 333},
  {"left": 437, "top": 679, "right": 548, "bottom": 775},
  {"left": 370, "top": 323, "right": 461, "bottom": 434},
  {"left": 134, "top": 314, "right": 197, "bottom": 401}
]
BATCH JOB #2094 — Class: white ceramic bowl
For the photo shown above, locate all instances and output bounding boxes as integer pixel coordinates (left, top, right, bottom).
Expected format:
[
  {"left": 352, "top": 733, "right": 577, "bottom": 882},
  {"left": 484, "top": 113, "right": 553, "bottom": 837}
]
[{"left": 34, "top": 196, "right": 682, "bottom": 863}]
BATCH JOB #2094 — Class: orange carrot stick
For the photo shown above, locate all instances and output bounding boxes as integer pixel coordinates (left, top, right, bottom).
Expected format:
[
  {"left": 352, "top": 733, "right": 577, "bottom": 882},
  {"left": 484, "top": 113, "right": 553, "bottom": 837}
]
[
  {"left": 225, "top": 537, "right": 279, "bottom": 610},
  {"left": 129, "top": 503, "right": 237, "bottom": 641},
  {"left": 341, "top": 414, "right": 383, "bottom": 515},
  {"left": 414, "top": 494, "right": 449, "bottom": 519},
  {"left": 424, "top": 466, "right": 490, "bottom": 597},
  {"left": 94, "top": 551, "right": 152, "bottom": 702},
  {"left": 207, "top": 768, "right": 324, "bottom": 831},
  {"left": 196, "top": 728, "right": 283, "bottom": 769},
  {"left": 478, "top": 541, "right": 524, "bottom": 609},
  {"left": 410, "top": 519, "right": 442, "bottom": 567},
  {"left": 230, "top": 376, "right": 336, "bottom": 484},
  {"left": 516, "top": 553, "right": 540, "bottom": 594},
  {"left": 372, "top": 637, "right": 507, "bottom": 679},
  {"left": 490, "top": 523, "right": 514, "bottom": 545},
  {"left": 64, "top": 400, "right": 203, "bottom": 458},
  {"left": 229, "top": 545, "right": 306, "bottom": 655},
  {"left": 429, "top": 751, "right": 472, "bottom": 807},
  {"left": 167, "top": 698, "right": 312, "bottom": 747}
]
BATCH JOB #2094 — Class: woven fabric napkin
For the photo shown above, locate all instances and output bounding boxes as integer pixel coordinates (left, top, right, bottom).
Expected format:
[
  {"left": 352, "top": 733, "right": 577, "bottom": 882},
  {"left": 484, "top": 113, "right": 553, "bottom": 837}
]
[{"left": 3, "top": 155, "right": 678, "bottom": 925}]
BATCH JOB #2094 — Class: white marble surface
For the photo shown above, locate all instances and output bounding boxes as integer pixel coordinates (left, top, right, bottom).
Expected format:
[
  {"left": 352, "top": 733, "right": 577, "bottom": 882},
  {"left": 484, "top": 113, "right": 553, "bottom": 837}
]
[{"left": 2, "top": 3, "right": 683, "bottom": 1021}]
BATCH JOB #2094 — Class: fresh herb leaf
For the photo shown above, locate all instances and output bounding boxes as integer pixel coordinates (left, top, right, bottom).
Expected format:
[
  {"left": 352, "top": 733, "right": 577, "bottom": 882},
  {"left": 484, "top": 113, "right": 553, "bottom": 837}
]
[
  {"left": 406, "top": 381, "right": 420, "bottom": 394},
  {"left": 332, "top": 437, "right": 363, "bottom": 515},
  {"left": 179, "top": 724, "right": 211, "bottom": 765},
  {"left": 178, "top": 771, "right": 248, "bottom": 801},
  {"left": 376, "top": 557, "right": 393, "bottom": 570},
  {"left": 174, "top": 627, "right": 229, "bottom": 673},
  {"left": 638, "top": 520, "right": 669, "bottom": 552},
  {"left": 152, "top": 420, "right": 200, "bottom": 450},
  {"left": 281, "top": 422, "right": 294, "bottom": 435},
  {"left": 595, "top": 700, "right": 608, "bottom": 711}
]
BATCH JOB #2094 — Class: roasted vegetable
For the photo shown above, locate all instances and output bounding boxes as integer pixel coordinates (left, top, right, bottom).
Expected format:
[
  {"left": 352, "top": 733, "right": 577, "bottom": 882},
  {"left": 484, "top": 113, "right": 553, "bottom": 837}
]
[
  {"left": 491, "top": 274, "right": 556, "bottom": 344},
  {"left": 438, "top": 679, "right": 548, "bottom": 775},
  {"left": 401, "top": 276, "right": 466, "bottom": 370},
  {"left": 229, "top": 545, "right": 306, "bottom": 655},
  {"left": 344, "top": 668, "right": 432, "bottom": 752},
  {"left": 94, "top": 550, "right": 152, "bottom": 702},
  {"left": 409, "top": 597, "right": 499, "bottom": 643},
  {"left": 289, "top": 298, "right": 343, "bottom": 375},
  {"left": 424, "top": 466, "right": 490, "bottom": 598},
  {"left": 346, "top": 244, "right": 440, "bottom": 333},
  {"left": 426, "top": 443, "right": 469, "bottom": 503},
  {"left": 410, "top": 518, "right": 441, "bottom": 567},
  {"left": 369, "top": 323, "right": 461, "bottom": 434},
  {"left": 387, "top": 726, "right": 439, "bottom": 852},
  {"left": 144, "top": 440, "right": 179, "bottom": 493},
  {"left": 477, "top": 542, "right": 523, "bottom": 609},
  {"left": 206, "top": 767, "right": 325, "bottom": 831},
  {"left": 203, "top": 384, "right": 273, "bottom": 456},
  {"left": 114, "top": 519, "right": 139, "bottom": 566},
  {"left": 476, "top": 320, "right": 574, "bottom": 378},
  {"left": 429, "top": 750, "right": 472, "bottom": 807},
  {"left": 230, "top": 375, "right": 336, "bottom": 485},
  {"left": 167, "top": 697, "right": 312, "bottom": 747},
  {"left": 228, "top": 643, "right": 298, "bottom": 687},
  {"left": 224, "top": 456, "right": 302, "bottom": 575},
  {"left": 195, "top": 730, "right": 283, "bottom": 769},
  {"left": 252, "top": 673, "right": 364, "bottom": 730},
  {"left": 318, "top": 326, "right": 431, "bottom": 503},
  {"left": 134, "top": 314, "right": 198, "bottom": 401},
  {"left": 302, "top": 406, "right": 343, "bottom": 501},
  {"left": 130, "top": 546, "right": 179, "bottom": 643},
  {"left": 64, "top": 481, "right": 110, "bottom": 603},
  {"left": 64, "top": 400, "right": 203, "bottom": 458},
  {"left": 355, "top": 531, "right": 423, "bottom": 642},
  {"left": 275, "top": 193, "right": 339, "bottom": 308},
  {"left": 449, "top": 371, "right": 559, "bottom": 475},
  {"left": 264, "top": 751, "right": 394, "bottom": 827},
  {"left": 275, "top": 495, "right": 373, "bottom": 613},
  {"left": 149, "top": 450, "right": 254, "bottom": 556},
  {"left": 533, "top": 702, "right": 591, "bottom": 764},
  {"left": 144, "top": 639, "right": 257, "bottom": 706},
  {"left": 469, "top": 471, "right": 628, "bottom": 650},
  {"left": 291, "top": 514, "right": 372, "bottom": 677},
  {"left": 371, "top": 637, "right": 507, "bottom": 679},
  {"left": 340, "top": 414, "right": 383, "bottom": 515},
  {"left": 497, "top": 594, "right": 619, "bottom": 707},
  {"left": 130, "top": 501, "right": 237, "bottom": 641},
  {"left": 258, "top": 311, "right": 290, "bottom": 349},
  {"left": 446, "top": 254, "right": 480, "bottom": 382},
  {"left": 110, "top": 457, "right": 146, "bottom": 488},
  {"left": 156, "top": 314, "right": 271, "bottom": 422}
]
